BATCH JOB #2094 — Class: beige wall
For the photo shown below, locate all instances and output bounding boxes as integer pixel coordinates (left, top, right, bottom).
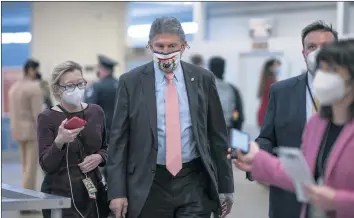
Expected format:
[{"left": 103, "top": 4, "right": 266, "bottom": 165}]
[{"left": 31, "top": 2, "right": 127, "bottom": 81}]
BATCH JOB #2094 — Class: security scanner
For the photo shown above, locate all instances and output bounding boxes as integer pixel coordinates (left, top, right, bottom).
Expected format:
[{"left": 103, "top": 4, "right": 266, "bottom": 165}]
[{"left": 2, "top": 183, "right": 71, "bottom": 218}]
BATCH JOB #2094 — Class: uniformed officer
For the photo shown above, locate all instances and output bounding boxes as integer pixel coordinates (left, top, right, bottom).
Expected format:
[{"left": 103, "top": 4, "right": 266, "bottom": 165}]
[{"left": 85, "top": 55, "right": 119, "bottom": 140}]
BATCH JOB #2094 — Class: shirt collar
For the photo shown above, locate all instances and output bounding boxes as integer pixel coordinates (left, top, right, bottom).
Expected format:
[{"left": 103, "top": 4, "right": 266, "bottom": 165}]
[{"left": 154, "top": 62, "right": 183, "bottom": 83}]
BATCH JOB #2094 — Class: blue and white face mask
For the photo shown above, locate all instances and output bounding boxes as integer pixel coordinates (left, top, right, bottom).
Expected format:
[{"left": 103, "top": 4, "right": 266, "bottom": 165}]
[{"left": 274, "top": 67, "right": 280, "bottom": 76}]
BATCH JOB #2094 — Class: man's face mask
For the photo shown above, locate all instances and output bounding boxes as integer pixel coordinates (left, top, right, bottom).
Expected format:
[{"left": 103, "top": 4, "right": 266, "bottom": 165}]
[
  {"left": 153, "top": 50, "right": 182, "bottom": 72},
  {"left": 306, "top": 48, "right": 320, "bottom": 74}
]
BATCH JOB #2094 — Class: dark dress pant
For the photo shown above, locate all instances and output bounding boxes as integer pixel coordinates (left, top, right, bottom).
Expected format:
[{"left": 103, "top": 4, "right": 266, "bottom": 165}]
[{"left": 139, "top": 158, "right": 216, "bottom": 218}]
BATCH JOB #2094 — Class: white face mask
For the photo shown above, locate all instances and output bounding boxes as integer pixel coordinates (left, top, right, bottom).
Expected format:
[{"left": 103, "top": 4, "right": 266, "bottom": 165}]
[
  {"left": 153, "top": 50, "right": 182, "bottom": 72},
  {"left": 313, "top": 70, "right": 346, "bottom": 106},
  {"left": 62, "top": 87, "right": 85, "bottom": 106},
  {"left": 306, "top": 49, "right": 320, "bottom": 74}
]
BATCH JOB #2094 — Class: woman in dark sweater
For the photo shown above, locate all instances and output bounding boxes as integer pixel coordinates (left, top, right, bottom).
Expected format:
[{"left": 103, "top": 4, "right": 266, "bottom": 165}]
[{"left": 37, "top": 61, "right": 108, "bottom": 218}]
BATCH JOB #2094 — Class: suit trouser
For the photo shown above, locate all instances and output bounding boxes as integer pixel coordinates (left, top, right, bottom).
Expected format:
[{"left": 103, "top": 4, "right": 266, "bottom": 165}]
[
  {"left": 139, "top": 158, "right": 216, "bottom": 218},
  {"left": 18, "top": 140, "right": 38, "bottom": 190}
]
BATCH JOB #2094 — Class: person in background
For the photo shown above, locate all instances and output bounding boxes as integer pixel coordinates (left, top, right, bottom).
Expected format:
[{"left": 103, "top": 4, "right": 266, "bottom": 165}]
[
  {"left": 85, "top": 55, "right": 118, "bottom": 186},
  {"left": 209, "top": 56, "right": 245, "bottom": 132},
  {"left": 85, "top": 54, "right": 119, "bottom": 140},
  {"left": 246, "top": 21, "right": 338, "bottom": 218},
  {"left": 38, "top": 61, "right": 108, "bottom": 218},
  {"left": 257, "top": 59, "right": 281, "bottom": 128},
  {"left": 231, "top": 39, "right": 354, "bottom": 218},
  {"left": 190, "top": 54, "right": 204, "bottom": 68},
  {"left": 8, "top": 59, "right": 43, "bottom": 214},
  {"left": 36, "top": 71, "right": 53, "bottom": 110},
  {"left": 107, "top": 16, "right": 234, "bottom": 218}
]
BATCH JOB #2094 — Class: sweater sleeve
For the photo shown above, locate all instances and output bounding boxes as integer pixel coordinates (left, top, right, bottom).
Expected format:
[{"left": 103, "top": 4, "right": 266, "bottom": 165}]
[
  {"left": 37, "top": 113, "right": 66, "bottom": 173},
  {"left": 96, "top": 105, "right": 108, "bottom": 167}
]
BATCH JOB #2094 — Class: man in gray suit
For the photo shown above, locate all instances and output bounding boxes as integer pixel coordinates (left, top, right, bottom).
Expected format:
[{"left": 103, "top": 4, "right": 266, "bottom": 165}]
[{"left": 107, "top": 17, "right": 234, "bottom": 218}]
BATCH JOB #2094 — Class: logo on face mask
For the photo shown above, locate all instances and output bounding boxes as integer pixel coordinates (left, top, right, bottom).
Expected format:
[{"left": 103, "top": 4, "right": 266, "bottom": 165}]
[{"left": 153, "top": 50, "right": 181, "bottom": 72}]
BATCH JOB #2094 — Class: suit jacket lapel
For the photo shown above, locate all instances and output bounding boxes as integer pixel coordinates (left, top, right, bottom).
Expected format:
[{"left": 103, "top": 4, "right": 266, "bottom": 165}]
[
  {"left": 295, "top": 73, "right": 307, "bottom": 130},
  {"left": 140, "top": 61, "right": 157, "bottom": 144},
  {"left": 326, "top": 120, "right": 354, "bottom": 180},
  {"left": 181, "top": 62, "right": 199, "bottom": 139}
]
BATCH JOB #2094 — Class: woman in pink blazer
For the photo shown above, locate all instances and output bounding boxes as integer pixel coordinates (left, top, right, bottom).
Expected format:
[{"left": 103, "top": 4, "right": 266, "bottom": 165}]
[{"left": 230, "top": 40, "right": 354, "bottom": 218}]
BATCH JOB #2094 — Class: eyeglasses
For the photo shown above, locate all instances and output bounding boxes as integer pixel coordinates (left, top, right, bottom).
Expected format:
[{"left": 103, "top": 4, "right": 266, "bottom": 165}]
[{"left": 58, "top": 81, "right": 87, "bottom": 92}]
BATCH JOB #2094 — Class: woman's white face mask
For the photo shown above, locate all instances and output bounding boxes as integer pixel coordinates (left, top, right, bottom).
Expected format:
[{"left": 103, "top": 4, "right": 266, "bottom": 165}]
[
  {"left": 313, "top": 70, "right": 347, "bottom": 106},
  {"left": 62, "top": 87, "right": 85, "bottom": 106}
]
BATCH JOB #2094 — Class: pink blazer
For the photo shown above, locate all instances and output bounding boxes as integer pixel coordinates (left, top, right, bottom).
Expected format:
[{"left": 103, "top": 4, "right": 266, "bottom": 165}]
[{"left": 251, "top": 114, "right": 354, "bottom": 218}]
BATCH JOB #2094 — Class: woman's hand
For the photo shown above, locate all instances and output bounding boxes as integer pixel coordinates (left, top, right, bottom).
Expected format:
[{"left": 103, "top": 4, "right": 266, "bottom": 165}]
[
  {"left": 304, "top": 185, "right": 336, "bottom": 211},
  {"left": 227, "top": 141, "right": 261, "bottom": 172},
  {"left": 78, "top": 154, "right": 103, "bottom": 173},
  {"left": 54, "top": 119, "right": 84, "bottom": 147}
]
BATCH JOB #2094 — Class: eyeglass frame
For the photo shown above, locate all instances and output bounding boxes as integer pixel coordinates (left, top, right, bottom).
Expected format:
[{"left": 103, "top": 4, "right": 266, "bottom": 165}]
[{"left": 57, "top": 80, "right": 87, "bottom": 92}]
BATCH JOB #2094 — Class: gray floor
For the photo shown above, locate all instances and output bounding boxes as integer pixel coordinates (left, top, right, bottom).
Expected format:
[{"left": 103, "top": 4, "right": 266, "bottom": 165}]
[{"left": 2, "top": 125, "right": 269, "bottom": 218}]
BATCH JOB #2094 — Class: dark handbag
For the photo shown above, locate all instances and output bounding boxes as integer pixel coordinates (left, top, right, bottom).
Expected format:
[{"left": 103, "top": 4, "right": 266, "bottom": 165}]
[{"left": 57, "top": 104, "right": 110, "bottom": 218}]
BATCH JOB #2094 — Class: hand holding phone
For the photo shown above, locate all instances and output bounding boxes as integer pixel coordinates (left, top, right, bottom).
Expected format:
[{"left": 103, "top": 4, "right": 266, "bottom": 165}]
[
  {"left": 230, "top": 129, "right": 250, "bottom": 159},
  {"left": 54, "top": 118, "right": 86, "bottom": 146},
  {"left": 227, "top": 141, "right": 261, "bottom": 172},
  {"left": 64, "top": 117, "right": 87, "bottom": 130}
]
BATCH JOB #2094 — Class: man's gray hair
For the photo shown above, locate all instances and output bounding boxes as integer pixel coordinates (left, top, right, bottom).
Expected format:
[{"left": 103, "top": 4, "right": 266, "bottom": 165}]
[{"left": 149, "top": 17, "right": 186, "bottom": 41}]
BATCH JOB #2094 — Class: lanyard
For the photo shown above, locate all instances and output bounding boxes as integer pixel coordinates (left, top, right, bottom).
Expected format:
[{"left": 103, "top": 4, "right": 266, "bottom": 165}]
[{"left": 305, "top": 73, "right": 318, "bottom": 112}]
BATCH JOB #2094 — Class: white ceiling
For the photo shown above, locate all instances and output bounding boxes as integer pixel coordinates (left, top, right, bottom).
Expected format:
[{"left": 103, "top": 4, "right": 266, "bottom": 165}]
[{"left": 129, "top": 2, "right": 193, "bottom": 17}]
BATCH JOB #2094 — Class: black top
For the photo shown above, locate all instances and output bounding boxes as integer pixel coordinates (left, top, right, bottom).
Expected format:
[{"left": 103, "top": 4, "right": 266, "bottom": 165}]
[{"left": 314, "top": 121, "right": 344, "bottom": 180}]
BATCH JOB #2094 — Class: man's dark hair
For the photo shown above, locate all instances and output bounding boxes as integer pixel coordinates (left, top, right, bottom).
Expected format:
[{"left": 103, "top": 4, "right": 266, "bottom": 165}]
[
  {"left": 23, "top": 59, "right": 40, "bottom": 76},
  {"left": 316, "top": 39, "right": 354, "bottom": 120},
  {"left": 301, "top": 20, "right": 338, "bottom": 47},
  {"left": 190, "top": 54, "right": 203, "bottom": 66},
  {"left": 209, "top": 56, "right": 225, "bottom": 79}
]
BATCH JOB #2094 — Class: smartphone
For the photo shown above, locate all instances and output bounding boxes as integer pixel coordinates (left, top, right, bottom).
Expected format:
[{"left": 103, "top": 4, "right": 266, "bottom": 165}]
[
  {"left": 230, "top": 129, "right": 250, "bottom": 155},
  {"left": 64, "top": 117, "right": 87, "bottom": 130}
]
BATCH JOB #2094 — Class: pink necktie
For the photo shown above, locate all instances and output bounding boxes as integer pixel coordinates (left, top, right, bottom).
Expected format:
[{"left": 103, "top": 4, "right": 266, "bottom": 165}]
[{"left": 165, "top": 72, "right": 182, "bottom": 176}]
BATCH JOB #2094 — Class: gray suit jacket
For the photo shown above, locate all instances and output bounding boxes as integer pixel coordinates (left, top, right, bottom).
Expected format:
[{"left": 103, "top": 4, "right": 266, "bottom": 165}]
[
  {"left": 254, "top": 73, "right": 307, "bottom": 218},
  {"left": 107, "top": 61, "right": 234, "bottom": 218}
]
